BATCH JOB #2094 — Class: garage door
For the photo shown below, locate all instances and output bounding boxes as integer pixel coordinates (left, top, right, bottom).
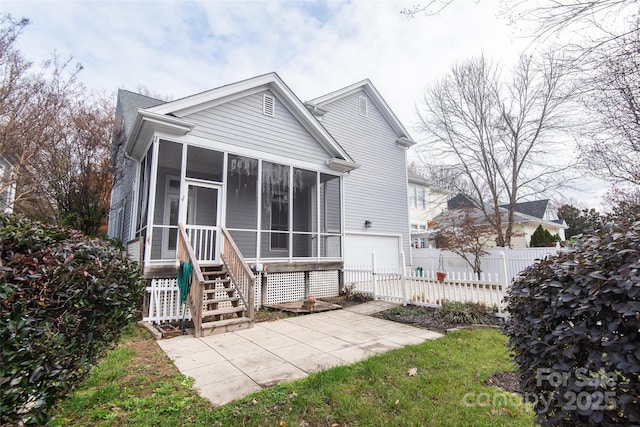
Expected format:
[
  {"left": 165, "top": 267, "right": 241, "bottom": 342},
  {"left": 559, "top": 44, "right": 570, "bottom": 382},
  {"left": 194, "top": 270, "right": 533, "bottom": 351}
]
[{"left": 344, "top": 233, "right": 402, "bottom": 268}]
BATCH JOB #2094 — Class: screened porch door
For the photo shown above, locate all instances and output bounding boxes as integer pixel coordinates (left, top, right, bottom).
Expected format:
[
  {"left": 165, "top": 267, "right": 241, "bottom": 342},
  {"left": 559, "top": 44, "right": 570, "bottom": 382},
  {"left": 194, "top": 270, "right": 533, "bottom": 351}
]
[{"left": 182, "top": 181, "right": 222, "bottom": 263}]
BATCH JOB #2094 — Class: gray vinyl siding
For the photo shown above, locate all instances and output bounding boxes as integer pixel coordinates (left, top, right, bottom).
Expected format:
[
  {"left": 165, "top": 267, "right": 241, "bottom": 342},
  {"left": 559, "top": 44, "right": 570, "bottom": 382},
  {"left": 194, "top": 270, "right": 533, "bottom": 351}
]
[
  {"left": 319, "top": 91, "right": 411, "bottom": 264},
  {"left": 108, "top": 90, "right": 164, "bottom": 242},
  {"left": 108, "top": 144, "right": 137, "bottom": 241},
  {"left": 186, "top": 90, "right": 331, "bottom": 164}
]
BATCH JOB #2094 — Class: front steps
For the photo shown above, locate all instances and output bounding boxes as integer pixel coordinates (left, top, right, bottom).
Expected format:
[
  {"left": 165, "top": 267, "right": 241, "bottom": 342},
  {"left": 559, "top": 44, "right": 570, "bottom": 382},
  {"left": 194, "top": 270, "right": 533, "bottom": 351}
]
[{"left": 198, "top": 264, "right": 253, "bottom": 336}]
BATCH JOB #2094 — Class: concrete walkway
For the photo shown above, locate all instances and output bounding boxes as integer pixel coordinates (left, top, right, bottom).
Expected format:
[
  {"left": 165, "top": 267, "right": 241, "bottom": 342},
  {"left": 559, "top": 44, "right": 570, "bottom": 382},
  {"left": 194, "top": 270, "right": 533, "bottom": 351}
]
[{"left": 156, "top": 301, "right": 443, "bottom": 406}]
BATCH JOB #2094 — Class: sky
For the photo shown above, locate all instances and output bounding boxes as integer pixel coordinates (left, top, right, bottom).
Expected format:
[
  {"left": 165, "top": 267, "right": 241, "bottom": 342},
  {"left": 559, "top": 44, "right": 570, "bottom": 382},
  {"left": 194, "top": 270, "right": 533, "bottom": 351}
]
[{"left": 1, "top": 0, "right": 610, "bottom": 208}]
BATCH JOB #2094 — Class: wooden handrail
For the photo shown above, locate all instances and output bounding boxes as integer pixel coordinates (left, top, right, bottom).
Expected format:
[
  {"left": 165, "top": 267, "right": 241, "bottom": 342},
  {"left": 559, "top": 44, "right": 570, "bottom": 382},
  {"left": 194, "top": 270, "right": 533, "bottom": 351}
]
[
  {"left": 177, "top": 223, "right": 205, "bottom": 337},
  {"left": 221, "top": 228, "right": 255, "bottom": 282},
  {"left": 220, "top": 227, "right": 255, "bottom": 320}
]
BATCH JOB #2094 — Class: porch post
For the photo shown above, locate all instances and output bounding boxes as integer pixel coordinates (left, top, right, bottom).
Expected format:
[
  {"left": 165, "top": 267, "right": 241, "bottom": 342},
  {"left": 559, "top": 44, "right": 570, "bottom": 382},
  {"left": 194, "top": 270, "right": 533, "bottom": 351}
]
[
  {"left": 145, "top": 138, "right": 160, "bottom": 267},
  {"left": 260, "top": 272, "right": 267, "bottom": 307},
  {"left": 304, "top": 270, "right": 310, "bottom": 299},
  {"left": 498, "top": 251, "right": 508, "bottom": 313},
  {"left": 371, "top": 252, "right": 377, "bottom": 301},
  {"left": 400, "top": 250, "right": 407, "bottom": 306}
]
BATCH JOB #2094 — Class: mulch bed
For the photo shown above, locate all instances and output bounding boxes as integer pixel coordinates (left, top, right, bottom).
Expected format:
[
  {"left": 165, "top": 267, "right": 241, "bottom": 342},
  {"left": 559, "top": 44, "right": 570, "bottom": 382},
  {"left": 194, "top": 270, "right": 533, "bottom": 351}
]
[
  {"left": 376, "top": 304, "right": 505, "bottom": 334},
  {"left": 484, "top": 371, "right": 524, "bottom": 396}
]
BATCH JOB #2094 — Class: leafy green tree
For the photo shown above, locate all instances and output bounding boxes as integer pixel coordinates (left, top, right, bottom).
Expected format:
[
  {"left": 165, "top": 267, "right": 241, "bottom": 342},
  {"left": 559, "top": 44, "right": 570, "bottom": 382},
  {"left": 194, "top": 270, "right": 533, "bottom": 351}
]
[
  {"left": 557, "top": 204, "right": 603, "bottom": 239},
  {"left": 604, "top": 188, "right": 640, "bottom": 225}
]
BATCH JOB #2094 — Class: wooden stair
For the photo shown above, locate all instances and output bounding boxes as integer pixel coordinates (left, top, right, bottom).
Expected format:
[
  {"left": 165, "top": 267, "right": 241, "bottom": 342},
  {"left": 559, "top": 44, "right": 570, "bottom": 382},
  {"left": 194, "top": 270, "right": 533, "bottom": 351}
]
[{"left": 198, "top": 265, "right": 252, "bottom": 336}]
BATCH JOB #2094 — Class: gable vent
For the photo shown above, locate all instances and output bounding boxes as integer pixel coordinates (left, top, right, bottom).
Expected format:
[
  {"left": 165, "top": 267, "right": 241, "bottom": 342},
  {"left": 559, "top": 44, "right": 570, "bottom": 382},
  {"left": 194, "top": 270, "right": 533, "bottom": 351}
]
[
  {"left": 359, "top": 96, "right": 368, "bottom": 117},
  {"left": 263, "top": 94, "right": 275, "bottom": 117}
]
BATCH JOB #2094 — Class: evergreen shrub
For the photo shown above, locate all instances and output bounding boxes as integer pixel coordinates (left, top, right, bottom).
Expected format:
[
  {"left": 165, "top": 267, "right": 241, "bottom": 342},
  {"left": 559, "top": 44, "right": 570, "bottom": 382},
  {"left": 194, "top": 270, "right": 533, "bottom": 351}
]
[{"left": 0, "top": 215, "right": 143, "bottom": 425}]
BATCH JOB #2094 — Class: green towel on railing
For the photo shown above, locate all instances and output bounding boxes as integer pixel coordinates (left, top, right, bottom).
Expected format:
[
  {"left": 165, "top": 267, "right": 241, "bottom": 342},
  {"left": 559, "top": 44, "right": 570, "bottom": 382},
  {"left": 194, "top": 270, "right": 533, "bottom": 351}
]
[{"left": 177, "top": 261, "right": 192, "bottom": 332}]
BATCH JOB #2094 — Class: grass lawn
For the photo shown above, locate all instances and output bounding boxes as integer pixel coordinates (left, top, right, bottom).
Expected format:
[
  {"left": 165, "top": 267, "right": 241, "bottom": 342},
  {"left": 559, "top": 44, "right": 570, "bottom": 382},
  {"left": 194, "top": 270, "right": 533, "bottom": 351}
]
[{"left": 50, "top": 323, "right": 534, "bottom": 426}]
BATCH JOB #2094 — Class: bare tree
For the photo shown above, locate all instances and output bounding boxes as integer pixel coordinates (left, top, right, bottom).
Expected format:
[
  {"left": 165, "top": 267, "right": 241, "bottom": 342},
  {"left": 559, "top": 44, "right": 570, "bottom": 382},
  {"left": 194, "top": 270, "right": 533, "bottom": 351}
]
[
  {"left": 417, "top": 52, "right": 576, "bottom": 247},
  {"left": 504, "top": 0, "right": 637, "bottom": 46},
  {"left": 1, "top": 14, "right": 117, "bottom": 235},
  {"left": 433, "top": 207, "right": 494, "bottom": 278},
  {"left": 577, "top": 19, "right": 640, "bottom": 186}
]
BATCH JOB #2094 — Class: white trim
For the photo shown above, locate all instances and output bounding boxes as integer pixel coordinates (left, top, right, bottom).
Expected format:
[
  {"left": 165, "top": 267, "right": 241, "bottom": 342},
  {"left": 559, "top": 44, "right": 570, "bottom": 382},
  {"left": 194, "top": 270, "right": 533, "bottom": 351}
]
[
  {"left": 130, "top": 162, "right": 141, "bottom": 241},
  {"left": 145, "top": 138, "right": 160, "bottom": 266},
  {"left": 326, "top": 158, "right": 360, "bottom": 173},
  {"left": 159, "top": 132, "right": 346, "bottom": 176},
  {"left": 161, "top": 175, "right": 181, "bottom": 259},
  {"left": 310, "top": 79, "right": 416, "bottom": 143},
  {"left": 182, "top": 180, "right": 223, "bottom": 263},
  {"left": 126, "top": 111, "right": 195, "bottom": 159},
  {"left": 345, "top": 231, "right": 404, "bottom": 238},
  {"left": 316, "top": 173, "right": 321, "bottom": 258},
  {"left": 144, "top": 73, "right": 355, "bottom": 163},
  {"left": 256, "top": 159, "right": 263, "bottom": 261}
]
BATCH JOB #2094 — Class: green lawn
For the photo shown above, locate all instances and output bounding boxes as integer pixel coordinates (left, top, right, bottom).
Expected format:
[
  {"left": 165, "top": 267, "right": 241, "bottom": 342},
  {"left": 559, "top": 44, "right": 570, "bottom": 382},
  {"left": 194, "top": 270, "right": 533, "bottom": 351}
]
[{"left": 50, "top": 324, "right": 534, "bottom": 426}]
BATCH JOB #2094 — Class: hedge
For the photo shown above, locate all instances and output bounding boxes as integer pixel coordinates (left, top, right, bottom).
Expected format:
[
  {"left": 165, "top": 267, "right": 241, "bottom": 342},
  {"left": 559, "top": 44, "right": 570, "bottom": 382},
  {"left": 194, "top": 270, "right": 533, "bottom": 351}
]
[
  {"left": 0, "top": 215, "right": 143, "bottom": 425},
  {"left": 504, "top": 221, "right": 640, "bottom": 425}
]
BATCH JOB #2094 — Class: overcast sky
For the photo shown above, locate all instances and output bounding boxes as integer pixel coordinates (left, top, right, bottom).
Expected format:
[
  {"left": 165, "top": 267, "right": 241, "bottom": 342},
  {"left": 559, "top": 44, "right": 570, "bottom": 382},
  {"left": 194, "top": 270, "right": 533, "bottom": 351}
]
[{"left": 2, "top": 0, "right": 609, "bottom": 208}]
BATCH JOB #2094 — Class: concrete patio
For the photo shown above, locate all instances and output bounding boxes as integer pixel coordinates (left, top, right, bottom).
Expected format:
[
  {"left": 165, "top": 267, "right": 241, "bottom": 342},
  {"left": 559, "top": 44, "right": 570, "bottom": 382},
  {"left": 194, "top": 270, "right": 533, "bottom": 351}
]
[{"left": 156, "top": 301, "right": 443, "bottom": 406}]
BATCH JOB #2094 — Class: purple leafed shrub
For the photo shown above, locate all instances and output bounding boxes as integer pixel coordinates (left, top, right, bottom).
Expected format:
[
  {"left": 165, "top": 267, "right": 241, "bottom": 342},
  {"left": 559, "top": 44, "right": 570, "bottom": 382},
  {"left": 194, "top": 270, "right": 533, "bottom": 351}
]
[{"left": 504, "top": 221, "right": 640, "bottom": 426}]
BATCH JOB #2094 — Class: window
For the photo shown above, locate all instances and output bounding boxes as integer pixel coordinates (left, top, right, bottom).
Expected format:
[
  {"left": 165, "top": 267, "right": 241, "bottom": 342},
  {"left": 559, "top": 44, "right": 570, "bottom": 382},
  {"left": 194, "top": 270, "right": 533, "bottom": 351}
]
[
  {"left": 409, "top": 185, "right": 426, "bottom": 209},
  {"left": 411, "top": 224, "right": 428, "bottom": 248},
  {"left": 270, "top": 193, "right": 288, "bottom": 250},
  {"left": 359, "top": 96, "right": 368, "bottom": 117},
  {"left": 417, "top": 187, "right": 426, "bottom": 209}
]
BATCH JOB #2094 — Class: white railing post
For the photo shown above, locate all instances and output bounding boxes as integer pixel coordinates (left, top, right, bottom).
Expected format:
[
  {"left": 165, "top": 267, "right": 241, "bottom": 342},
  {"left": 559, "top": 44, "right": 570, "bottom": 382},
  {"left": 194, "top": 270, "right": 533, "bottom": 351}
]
[
  {"left": 371, "top": 252, "right": 377, "bottom": 301},
  {"left": 400, "top": 250, "right": 407, "bottom": 306},
  {"left": 498, "top": 251, "right": 508, "bottom": 313}
]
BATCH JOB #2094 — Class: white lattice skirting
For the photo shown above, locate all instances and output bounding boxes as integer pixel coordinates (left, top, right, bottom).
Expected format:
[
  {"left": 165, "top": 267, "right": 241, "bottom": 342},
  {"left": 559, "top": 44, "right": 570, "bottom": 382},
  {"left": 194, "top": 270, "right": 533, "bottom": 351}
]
[
  {"left": 265, "top": 272, "right": 306, "bottom": 305},
  {"left": 309, "top": 270, "right": 340, "bottom": 298},
  {"left": 262, "top": 270, "right": 341, "bottom": 305}
]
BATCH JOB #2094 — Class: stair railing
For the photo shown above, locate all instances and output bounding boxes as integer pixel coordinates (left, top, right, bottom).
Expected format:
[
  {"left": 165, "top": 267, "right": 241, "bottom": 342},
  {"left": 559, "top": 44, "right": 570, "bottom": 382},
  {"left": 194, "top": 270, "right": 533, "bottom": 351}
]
[
  {"left": 220, "top": 227, "right": 255, "bottom": 321},
  {"left": 177, "top": 223, "right": 205, "bottom": 337}
]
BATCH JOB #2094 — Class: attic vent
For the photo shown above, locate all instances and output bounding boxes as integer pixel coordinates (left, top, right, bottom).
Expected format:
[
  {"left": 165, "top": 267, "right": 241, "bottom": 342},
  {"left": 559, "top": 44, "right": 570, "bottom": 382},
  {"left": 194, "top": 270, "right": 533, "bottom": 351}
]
[
  {"left": 359, "top": 96, "right": 368, "bottom": 117},
  {"left": 263, "top": 94, "right": 275, "bottom": 117}
]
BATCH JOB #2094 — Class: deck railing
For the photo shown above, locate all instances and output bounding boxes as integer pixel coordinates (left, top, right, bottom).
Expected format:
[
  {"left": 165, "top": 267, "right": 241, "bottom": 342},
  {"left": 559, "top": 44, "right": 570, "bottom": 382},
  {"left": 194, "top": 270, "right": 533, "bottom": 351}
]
[
  {"left": 221, "top": 228, "right": 255, "bottom": 320},
  {"left": 177, "top": 223, "right": 205, "bottom": 337}
]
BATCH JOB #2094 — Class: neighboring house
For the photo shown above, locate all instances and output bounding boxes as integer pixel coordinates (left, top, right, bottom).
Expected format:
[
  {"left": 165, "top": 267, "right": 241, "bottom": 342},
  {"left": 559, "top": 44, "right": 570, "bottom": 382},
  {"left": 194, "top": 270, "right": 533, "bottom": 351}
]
[
  {"left": 436, "top": 194, "right": 567, "bottom": 248},
  {"left": 501, "top": 199, "right": 567, "bottom": 247},
  {"left": 0, "top": 155, "right": 16, "bottom": 214},
  {"left": 407, "top": 171, "right": 448, "bottom": 248},
  {"left": 107, "top": 72, "right": 415, "bottom": 333}
]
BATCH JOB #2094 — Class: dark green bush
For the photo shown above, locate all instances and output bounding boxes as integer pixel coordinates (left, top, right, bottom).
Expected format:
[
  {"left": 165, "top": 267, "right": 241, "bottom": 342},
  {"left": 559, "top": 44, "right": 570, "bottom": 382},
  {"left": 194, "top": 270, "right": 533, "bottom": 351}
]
[
  {"left": 530, "top": 224, "right": 560, "bottom": 247},
  {"left": 0, "top": 215, "right": 143, "bottom": 425},
  {"left": 504, "top": 221, "right": 640, "bottom": 426}
]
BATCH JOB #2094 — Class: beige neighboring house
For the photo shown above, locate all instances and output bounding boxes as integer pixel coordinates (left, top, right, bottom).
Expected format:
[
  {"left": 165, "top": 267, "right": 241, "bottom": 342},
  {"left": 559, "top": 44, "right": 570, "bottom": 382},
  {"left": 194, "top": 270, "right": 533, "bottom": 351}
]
[
  {"left": 407, "top": 171, "right": 449, "bottom": 248},
  {"left": 439, "top": 194, "right": 568, "bottom": 248},
  {"left": 500, "top": 199, "right": 568, "bottom": 248}
]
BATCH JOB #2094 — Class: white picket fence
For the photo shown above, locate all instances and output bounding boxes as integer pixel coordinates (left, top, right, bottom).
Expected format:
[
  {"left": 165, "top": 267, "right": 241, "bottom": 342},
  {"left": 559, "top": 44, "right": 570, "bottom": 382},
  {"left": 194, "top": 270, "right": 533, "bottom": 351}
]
[
  {"left": 344, "top": 252, "right": 515, "bottom": 313},
  {"left": 144, "top": 278, "right": 191, "bottom": 324},
  {"left": 412, "top": 246, "right": 561, "bottom": 284}
]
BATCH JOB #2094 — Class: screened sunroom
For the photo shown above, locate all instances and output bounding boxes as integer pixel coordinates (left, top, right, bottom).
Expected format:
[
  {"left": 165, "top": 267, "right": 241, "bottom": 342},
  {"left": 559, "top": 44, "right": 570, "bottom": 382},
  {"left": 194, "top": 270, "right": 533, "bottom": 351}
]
[{"left": 135, "top": 139, "right": 343, "bottom": 271}]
